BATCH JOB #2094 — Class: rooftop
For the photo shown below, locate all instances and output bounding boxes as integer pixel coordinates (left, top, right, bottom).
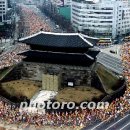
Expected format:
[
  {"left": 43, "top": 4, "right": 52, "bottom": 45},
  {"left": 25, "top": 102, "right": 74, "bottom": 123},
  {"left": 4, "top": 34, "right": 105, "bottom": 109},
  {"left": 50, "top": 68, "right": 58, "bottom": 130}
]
[
  {"left": 19, "top": 31, "right": 99, "bottom": 49},
  {"left": 20, "top": 50, "right": 96, "bottom": 67}
]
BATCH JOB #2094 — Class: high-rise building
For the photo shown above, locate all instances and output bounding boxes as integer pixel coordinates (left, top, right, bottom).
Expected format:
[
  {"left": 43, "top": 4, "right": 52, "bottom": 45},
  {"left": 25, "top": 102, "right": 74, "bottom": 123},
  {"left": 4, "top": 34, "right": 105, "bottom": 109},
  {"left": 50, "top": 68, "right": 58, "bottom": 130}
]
[
  {"left": 61, "top": 0, "right": 71, "bottom": 6},
  {"left": 71, "top": 0, "right": 130, "bottom": 38},
  {"left": 0, "top": 0, "right": 8, "bottom": 23},
  {"left": 44, "top": 0, "right": 71, "bottom": 6}
]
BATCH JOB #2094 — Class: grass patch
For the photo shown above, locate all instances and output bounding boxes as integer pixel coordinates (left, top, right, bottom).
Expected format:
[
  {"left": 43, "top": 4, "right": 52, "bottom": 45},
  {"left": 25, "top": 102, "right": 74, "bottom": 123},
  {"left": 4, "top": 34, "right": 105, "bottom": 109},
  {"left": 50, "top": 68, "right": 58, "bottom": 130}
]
[
  {"left": 55, "top": 86, "right": 105, "bottom": 103},
  {"left": 1, "top": 80, "right": 41, "bottom": 100},
  {"left": 96, "top": 64, "right": 121, "bottom": 94}
]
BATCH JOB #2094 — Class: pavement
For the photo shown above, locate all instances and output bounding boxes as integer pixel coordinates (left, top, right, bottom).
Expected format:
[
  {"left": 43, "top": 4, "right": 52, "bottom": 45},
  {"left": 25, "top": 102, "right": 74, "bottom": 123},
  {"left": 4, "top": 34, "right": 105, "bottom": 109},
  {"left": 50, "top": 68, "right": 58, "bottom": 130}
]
[
  {"left": 100, "top": 44, "right": 122, "bottom": 59},
  {"left": 31, "top": 90, "right": 58, "bottom": 103},
  {"left": 83, "top": 113, "right": 130, "bottom": 130}
]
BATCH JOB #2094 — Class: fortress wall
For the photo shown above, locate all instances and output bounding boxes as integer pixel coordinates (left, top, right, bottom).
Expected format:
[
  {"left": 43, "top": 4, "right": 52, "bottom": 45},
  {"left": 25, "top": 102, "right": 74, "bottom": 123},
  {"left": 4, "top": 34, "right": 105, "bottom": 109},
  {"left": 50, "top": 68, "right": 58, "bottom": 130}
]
[{"left": 2, "top": 62, "right": 93, "bottom": 88}]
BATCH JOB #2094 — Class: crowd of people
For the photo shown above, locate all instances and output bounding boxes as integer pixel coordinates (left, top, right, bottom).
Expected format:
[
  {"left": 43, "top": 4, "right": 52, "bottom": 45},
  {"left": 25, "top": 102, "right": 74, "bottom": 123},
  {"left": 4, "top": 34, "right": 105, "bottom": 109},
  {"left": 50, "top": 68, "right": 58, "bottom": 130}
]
[
  {"left": 0, "top": 44, "right": 30, "bottom": 70},
  {"left": 122, "top": 42, "right": 130, "bottom": 87},
  {"left": 19, "top": 5, "right": 51, "bottom": 37},
  {"left": 0, "top": 3, "right": 129, "bottom": 129},
  {"left": 0, "top": 87, "right": 130, "bottom": 129},
  {"left": 0, "top": 41, "right": 129, "bottom": 128},
  {"left": 0, "top": 5, "right": 51, "bottom": 70}
]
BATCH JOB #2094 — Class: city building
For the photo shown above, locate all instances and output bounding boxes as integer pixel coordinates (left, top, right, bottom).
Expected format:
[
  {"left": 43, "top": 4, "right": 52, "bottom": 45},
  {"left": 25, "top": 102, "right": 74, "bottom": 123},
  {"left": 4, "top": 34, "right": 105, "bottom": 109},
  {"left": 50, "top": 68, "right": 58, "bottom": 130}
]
[
  {"left": 43, "top": 0, "right": 71, "bottom": 20},
  {"left": 61, "top": 0, "right": 71, "bottom": 6},
  {"left": 71, "top": 0, "right": 130, "bottom": 39},
  {"left": 50, "top": 0, "right": 63, "bottom": 6},
  {"left": 58, "top": 6, "right": 71, "bottom": 20},
  {"left": 44, "top": 0, "right": 71, "bottom": 6},
  {"left": 0, "top": 0, "right": 8, "bottom": 23}
]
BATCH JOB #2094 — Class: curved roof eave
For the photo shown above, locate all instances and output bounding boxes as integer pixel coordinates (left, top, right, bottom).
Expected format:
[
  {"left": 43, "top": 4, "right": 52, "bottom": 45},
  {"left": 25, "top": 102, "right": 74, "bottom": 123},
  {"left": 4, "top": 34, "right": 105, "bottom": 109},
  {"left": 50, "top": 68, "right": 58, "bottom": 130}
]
[
  {"left": 80, "top": 33, "right": 99, "bottom": 40},
  {"left": 19, "top": 31, "right": 96, "bottom": 46},
  {"left": 19, "top": 31, "right": 80, "bottom": 42},
  {"left": 79, "top": 34, "right": 93, "bottom": 47}
]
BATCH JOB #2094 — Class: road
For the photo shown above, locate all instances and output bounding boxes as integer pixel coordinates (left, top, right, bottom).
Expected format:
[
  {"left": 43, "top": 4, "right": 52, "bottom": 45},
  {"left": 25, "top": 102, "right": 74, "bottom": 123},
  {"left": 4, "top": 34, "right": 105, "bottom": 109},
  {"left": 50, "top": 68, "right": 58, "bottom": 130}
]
[
  {"left": 0, "top": 7, "right": 19, "bottom": 53},
  {"left": 23, "top": 4, "right": 65, "bottom": 33},
  {"left": 0, "top": 3, "right": 64, "bottom": 58},
  {"left": 36, "top": 9, "right": 65, "bottom": 33},
  {"left": 0, "top": 39, "right": 14, "bottom": 52},
  {"left": 83, "top": 112, "right": 130, "bottom": 130}
]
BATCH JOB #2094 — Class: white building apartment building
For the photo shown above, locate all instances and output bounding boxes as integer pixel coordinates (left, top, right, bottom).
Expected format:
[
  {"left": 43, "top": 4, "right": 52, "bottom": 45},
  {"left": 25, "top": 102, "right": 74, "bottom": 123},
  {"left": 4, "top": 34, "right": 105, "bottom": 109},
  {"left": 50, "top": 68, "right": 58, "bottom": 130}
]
[
  {"left": 62, "top": 0, "right": 72, "bottom": 6},
  {"left": 0, "top": 0, "right": 8, "bottom": 23},
  {"left": 44, "top": 0, "right": 71, "bottom": 6},
  {"left": 71, "top": 0, "right": 130, "bottom": 38}
]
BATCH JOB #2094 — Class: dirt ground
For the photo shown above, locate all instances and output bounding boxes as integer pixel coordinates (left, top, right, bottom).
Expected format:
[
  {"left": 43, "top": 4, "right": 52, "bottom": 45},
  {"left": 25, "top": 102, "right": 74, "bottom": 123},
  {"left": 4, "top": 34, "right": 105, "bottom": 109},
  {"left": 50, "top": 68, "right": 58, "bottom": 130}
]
[
  {"left": 56, "top": 86, "right": 105, "bottom": 103},
  {"left": 1, "top": 80, "right": 41, "bottom": 99}
]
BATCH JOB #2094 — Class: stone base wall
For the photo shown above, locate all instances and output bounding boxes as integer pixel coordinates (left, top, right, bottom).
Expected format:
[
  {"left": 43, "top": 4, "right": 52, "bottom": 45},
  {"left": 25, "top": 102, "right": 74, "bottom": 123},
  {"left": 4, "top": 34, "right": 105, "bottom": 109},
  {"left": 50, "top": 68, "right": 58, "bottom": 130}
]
[{"left": 2, "top": 62, "right": 93, "bottom": 87}]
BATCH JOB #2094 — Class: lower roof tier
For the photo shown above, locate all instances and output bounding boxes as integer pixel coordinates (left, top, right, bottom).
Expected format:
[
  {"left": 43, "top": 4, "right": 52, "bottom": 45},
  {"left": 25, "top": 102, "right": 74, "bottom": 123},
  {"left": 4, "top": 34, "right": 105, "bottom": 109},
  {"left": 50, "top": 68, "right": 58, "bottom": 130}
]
[
  {"left": 28, "top": 44, "right": 90, "bottom": 53},
  {"left": 20, "top": 50, "right": 96, "bottom": 67}
]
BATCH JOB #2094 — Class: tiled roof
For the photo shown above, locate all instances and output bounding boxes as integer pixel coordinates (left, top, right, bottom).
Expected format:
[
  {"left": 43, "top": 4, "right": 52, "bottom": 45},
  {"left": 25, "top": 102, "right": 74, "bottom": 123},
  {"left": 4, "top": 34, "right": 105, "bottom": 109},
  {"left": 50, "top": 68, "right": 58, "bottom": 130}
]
[
  {"left": 19, "top": 32, "right": 98, "bottom": 49},
  {"left": 81, "top": 34, "right": 99, "bottom": 46},
  {"left": 20, "top": 50, "right": 95, "bottom": 67}
]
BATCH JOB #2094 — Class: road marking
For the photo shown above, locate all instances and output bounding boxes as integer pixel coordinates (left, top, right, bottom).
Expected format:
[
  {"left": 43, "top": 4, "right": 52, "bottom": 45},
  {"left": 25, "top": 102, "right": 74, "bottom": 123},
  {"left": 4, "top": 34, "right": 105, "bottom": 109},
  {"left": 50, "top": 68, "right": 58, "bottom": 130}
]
[
  {"left": 105, "top": 114, "right": 130, "bottom": 130},
  {"left": 120, "top": 121, "right": 130, "bottom": 130},
  {"left": 91, "top": 116, "right": 113, "bottom": 130}
]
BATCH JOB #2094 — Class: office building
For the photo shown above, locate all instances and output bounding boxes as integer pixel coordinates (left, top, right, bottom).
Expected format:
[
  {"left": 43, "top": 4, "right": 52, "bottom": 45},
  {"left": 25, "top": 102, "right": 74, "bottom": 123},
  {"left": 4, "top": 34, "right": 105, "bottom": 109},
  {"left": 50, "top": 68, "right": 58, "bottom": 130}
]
[
  {"left": 71, "top": 0, "right": 130, "bottom": 38},
  {"left": 0, "top": 0, "right": 8, "bottom": 23}
]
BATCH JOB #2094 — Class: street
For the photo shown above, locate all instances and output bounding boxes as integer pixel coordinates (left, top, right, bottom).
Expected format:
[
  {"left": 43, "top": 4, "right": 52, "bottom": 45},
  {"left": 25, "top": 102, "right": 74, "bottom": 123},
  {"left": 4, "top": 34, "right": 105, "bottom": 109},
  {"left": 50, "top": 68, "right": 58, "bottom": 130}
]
[
  {"left": 82, "top": 112, "right": 130, "bottom": 130},
  {"left": 22, "top": 4, "right": 65, "bottom": 33},
  {"left": 0, "top": 3, "right": 65, "bottom": 55}
]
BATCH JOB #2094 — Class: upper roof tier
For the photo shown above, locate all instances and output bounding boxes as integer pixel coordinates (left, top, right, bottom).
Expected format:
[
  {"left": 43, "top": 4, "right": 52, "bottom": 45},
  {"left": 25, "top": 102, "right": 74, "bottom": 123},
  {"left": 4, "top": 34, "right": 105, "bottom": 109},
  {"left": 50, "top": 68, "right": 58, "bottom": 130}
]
[{"left": 18, "top": 31, "right": 99, "bottom": 53}]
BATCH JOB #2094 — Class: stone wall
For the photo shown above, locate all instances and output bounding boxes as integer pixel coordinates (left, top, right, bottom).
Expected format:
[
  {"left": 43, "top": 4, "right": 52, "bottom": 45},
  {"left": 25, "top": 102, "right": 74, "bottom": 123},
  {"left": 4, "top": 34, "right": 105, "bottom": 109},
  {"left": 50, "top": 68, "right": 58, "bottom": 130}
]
[
  {"left": 2, "top": 62, "right": 94, "bottom": 88},
  {"left": 20, "top": 62, "right": 93, "bottom": 87}
]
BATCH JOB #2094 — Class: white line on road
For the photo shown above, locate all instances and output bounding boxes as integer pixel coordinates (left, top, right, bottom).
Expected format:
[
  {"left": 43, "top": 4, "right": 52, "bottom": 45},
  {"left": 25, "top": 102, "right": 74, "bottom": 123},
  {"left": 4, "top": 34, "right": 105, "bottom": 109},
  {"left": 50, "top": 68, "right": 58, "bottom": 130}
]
[
  {"left": 91, "top": 116, "right": 113, "bottom": 130},
  {"left": 119, "top": 121, "right": 130, "bottom": 130},
  {"left": 105, "top": 114, "right": 130, "bottom": 130}
]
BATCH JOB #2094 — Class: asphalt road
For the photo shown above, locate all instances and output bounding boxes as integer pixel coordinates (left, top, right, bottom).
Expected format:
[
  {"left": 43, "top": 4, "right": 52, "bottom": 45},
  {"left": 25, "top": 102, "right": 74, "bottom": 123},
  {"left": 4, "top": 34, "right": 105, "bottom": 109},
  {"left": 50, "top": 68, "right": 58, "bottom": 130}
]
[
  {"left": 83, "top": 113, "right": 130, "bottom": 130},
  {"left": 23, "top": 4, "right": 65, "bottom": 33}
]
